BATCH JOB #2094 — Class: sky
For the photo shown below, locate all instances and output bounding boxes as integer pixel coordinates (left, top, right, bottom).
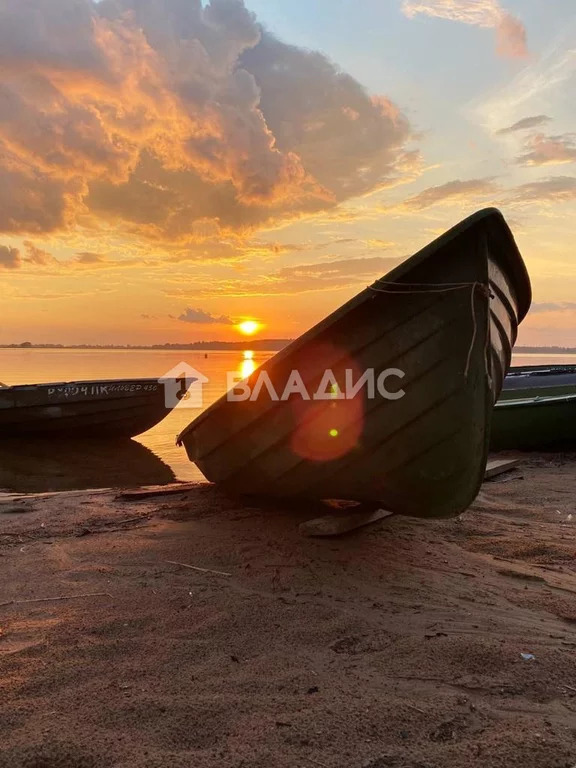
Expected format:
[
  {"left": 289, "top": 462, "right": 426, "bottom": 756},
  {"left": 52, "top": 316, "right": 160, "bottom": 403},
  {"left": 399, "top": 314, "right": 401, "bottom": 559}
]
[{"left": 0, "top": 0, "right": 575, "bottom": 346}]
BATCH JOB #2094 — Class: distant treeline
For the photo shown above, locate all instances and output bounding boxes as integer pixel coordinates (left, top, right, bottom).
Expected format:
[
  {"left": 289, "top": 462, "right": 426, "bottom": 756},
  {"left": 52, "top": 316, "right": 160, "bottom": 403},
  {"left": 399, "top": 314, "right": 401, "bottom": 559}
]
[
  {"left": 1, "top": 339, "right": 292, "bottom": 351},
  {"left": 3, "top": 342, "right": 575, "bottom": 354}
]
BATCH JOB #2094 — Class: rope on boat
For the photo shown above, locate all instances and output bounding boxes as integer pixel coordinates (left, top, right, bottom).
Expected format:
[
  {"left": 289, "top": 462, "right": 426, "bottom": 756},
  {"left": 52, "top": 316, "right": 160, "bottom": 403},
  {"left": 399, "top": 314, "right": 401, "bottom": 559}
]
[{"left": 367, "top": 281, "right": 492, "bottom": 379}]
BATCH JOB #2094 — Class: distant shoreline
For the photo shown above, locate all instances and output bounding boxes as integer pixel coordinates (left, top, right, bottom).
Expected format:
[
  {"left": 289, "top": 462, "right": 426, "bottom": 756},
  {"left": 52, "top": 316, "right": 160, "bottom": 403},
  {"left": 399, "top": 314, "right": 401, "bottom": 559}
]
[
  {"left": 514, "top": 347, "right": 576, "bottom": 354},
  {"left": 0, "top": 340, "right": 292, "bottom": 351},
  {"left": 1, "top": 343, "right": 576, "bottom": 354}
]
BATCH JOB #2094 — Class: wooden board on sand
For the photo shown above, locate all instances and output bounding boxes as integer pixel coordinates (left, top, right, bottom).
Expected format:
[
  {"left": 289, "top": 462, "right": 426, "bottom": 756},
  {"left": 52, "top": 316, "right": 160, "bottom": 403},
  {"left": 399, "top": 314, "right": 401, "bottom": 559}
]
[
  {"left": 484, "top": 458, "right": 521, "bottom": 479},
  {"left": 116, "top": 483, "right": 203, "bottom": 501}
]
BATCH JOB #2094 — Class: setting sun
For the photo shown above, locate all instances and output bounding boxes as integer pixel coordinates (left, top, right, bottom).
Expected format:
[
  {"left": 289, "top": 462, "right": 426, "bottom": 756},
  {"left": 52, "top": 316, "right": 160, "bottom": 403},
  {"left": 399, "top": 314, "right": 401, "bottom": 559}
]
[{"left": 237, "top": 320, "right": 261, "bottom": 336}]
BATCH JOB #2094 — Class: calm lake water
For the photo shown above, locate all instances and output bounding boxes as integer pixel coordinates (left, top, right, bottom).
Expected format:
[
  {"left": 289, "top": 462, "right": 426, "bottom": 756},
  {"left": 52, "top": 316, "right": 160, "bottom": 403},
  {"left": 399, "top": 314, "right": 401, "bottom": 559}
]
[{"left": 0, "top": 348, "right": 573, "bottom": 492}]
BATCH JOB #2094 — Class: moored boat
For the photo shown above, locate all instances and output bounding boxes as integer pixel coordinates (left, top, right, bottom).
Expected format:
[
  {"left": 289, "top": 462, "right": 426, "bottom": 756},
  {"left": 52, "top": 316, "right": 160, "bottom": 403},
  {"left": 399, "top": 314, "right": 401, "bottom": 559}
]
[
  {"left": 491, "top": 393, "right": 576, "bottom": 451},
  {"left": 502, "top": 364, "right": 576, "bottom": 400},
  {"left": 0, "top": 378, "right": 183, "bottom": 438},
  {"left": 178, "top": 208, "right": 531, "bottom": 518}
]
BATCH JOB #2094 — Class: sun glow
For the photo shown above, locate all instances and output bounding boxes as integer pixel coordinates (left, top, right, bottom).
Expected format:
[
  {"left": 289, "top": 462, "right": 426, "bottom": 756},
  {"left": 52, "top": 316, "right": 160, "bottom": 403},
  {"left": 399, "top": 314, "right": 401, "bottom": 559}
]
[{"left": 237, "top": 320, "right": 261, "bottom": 336}]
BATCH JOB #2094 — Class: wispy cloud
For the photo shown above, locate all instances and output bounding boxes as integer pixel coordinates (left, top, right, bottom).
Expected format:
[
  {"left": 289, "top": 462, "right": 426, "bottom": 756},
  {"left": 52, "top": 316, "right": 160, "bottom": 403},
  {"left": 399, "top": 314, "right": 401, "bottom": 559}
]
[
  {"left": 7, "top": 286, "right": 117, "bottom": 301},
  {"left": 75, "top": 252, "right": 107, "bottom": 265},
  {"left": 530, "top": 302, "right": 576, "bottom": 314},
  {"left": 515, "top": 133, "right": 576, "bottom": 167},
  {"left": 277, "top": 256, "right": 393, "bottom": 280},
  {"left": 401, "top": 0, "right": 528, "bottom": 58},
  {"left": 389, "top": 177, "right": 498, "bottom": 211},
  {"left": 506, "top": 176, "right": 576, "bottom": 205},
  {"left": 365, "top": 239, "right": 396, "bottom": 249},
  {"left": 473, "top": 42, "right": 576, "bottom": 134},
  {"left": 170, "top": 256, "right": 402, "bottom": 297},
  {"left": 497, "top": 115, "right": 552, "bottom": 135}
]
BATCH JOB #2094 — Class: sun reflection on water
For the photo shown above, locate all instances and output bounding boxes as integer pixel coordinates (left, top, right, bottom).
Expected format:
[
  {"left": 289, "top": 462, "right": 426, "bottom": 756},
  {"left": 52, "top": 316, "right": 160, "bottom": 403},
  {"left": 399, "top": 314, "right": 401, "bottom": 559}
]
[{"left": 240, "top": 350, "right": 256, "bottom": 379}]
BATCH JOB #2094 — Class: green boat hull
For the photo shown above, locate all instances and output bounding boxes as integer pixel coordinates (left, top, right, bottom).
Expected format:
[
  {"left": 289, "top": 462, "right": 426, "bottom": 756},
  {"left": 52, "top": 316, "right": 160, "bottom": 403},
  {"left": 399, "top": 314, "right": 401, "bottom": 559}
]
[
  {"left": 179, "top": 209, "right": 531, "bottom": 518},
  {"left": 491, "top": 394, "right": 576, "bottom": 451}
]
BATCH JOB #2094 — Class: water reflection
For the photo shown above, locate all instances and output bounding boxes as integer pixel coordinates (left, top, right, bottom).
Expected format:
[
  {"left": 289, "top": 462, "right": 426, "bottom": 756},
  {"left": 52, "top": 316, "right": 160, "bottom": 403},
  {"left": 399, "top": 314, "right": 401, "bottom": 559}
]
[
  {"left": 239, "top": 350, "right": 257, "bottom": 380},
  {"left": 0, "top": 438, "right": 175, "bottom": 494}
]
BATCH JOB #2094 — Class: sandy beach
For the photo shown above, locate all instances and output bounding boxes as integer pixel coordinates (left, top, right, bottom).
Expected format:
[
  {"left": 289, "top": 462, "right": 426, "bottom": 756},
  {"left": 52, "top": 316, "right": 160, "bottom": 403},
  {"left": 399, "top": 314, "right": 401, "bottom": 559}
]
[{"left": 2, "top": 455, "right": 576, "bottom": 768}]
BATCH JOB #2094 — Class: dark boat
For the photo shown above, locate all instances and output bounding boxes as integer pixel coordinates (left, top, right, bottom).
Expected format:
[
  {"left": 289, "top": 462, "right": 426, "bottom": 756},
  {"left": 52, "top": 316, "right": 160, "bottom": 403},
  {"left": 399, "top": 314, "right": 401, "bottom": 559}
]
[
  {"left": 0, "top": 378, "right": 181, "bottom": 438},
  {"left": 178, "top": 209, "right": 531, "bottom": 518},
  {"left": 493, "top": 364, "right": 576, "bottom": 450},
  {"left": 501, "top": 364, "right": 576, "bottom": 399},
  {"left": 491, "top": 393, "right": 576, "bottom": 451}
]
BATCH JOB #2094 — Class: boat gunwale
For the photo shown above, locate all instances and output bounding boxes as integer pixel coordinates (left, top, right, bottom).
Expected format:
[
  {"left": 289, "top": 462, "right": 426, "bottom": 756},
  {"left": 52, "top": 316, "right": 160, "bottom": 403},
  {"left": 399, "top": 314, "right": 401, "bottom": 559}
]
[
  {"left": 1, "top": 377, "right": 166, "bottom": 393},
  {"left": 495, "top": 393, "right": 576, "bottom": 408},
  {"left": 506, "top": 364, "right": 576, "bottom": 378}
]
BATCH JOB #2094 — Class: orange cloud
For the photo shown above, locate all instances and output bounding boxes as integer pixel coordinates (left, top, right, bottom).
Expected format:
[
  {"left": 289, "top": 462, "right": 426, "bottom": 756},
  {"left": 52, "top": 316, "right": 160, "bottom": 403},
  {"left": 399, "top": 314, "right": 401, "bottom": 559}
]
[
  {"left": 516, "top": 133, "right": 576, "bottom": 167},
  {"left": 495, "top": 11, "right": 528, "bottom": 59},
  {"left": 506, "top": 176, "right": 576, "bottom": 205},
  {"left": 0, "top": 245, "right": 21, "bottom": 269},
  {"left": 22, "top": 241, "right": 56, "bottom": 266},
  {"left": 0, "top": 241, "right": 59, "bottom": 269},
  {"left": 0, "top": 0, "right": 416, "bottom": 245},
  {"left": 402, "top": 0, "right": 528, "bottom": 59}
]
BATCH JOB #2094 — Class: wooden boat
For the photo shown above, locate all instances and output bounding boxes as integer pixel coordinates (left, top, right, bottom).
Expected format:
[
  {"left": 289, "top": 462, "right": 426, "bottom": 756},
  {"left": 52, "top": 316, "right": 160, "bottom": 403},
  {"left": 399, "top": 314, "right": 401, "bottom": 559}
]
[
  {"left": 491, "top": 393, "right": 576, "bottom": 451},
  {"left": 0, "top": 378, "right": 180, "bottom": 438},
  {"left": 492, "top": 365, "right": 576, "bottom": 449},
  {"left": 178, "top": 209, "right": 531, "bottom": 518},
  {"left": 501, "top": 364, "right": 576, "bottom": 400}
]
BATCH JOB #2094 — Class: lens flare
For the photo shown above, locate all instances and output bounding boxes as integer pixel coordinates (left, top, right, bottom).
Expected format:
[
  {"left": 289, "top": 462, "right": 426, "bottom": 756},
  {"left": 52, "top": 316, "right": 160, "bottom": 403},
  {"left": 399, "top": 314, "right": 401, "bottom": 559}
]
[{"left": 289, "top": 343, "right": 364, "bottom": 463}]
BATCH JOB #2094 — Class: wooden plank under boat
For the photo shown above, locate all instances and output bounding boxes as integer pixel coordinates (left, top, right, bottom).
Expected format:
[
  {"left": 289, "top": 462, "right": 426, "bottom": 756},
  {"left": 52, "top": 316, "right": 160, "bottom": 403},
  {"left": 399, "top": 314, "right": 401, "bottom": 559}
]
[
  {"left": 501, "top": 364, "right": 576, "bottom": 400},
  {"left": 491, "top": 393, "right": 576, "bottom": 451},
  {"left": 0, "top": 378, "right": 179, "bottom": 438},
  {"left": 178, "top": 208, "right": 531, "bottom": 518}
]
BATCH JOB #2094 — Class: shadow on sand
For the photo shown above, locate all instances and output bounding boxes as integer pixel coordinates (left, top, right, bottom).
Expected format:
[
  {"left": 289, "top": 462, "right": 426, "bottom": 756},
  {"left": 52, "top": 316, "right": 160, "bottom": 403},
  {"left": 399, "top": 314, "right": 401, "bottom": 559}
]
[{"left": 0, "top": 438, "right": 176, "bottom": 494}]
